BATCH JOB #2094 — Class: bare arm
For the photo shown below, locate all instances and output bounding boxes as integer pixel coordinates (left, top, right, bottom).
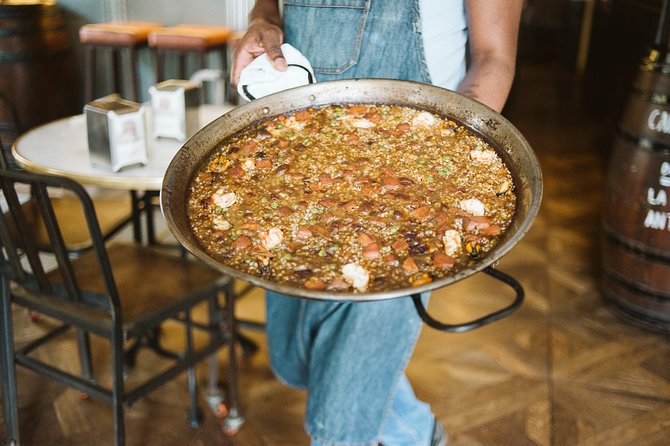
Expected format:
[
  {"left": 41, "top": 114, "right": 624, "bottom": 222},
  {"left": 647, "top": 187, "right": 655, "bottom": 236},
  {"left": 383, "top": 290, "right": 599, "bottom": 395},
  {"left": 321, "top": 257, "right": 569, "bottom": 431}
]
[
  {"left": 457, "top": 0, "right": 523, "bottom": 112},
  {"left": 231, "top": 0, "right": 286, "bottom": 86}
]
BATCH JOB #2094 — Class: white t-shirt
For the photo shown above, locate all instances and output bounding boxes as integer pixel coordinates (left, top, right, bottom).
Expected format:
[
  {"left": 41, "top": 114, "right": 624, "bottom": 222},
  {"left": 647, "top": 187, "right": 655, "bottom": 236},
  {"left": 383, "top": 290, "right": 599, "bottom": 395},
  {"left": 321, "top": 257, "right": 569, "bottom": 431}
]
[{"left": 420, "top": 0, "right": 467, "bottom": 90}]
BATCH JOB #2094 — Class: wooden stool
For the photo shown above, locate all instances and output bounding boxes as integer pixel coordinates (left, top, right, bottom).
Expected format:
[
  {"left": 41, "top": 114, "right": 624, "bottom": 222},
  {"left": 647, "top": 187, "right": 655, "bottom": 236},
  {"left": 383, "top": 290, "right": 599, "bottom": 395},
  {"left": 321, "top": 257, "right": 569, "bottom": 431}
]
[
  {"left": 148, "top": 24, "right": 232, "bottom": 100},
  {"left": 79, "top": 21, "right": 161, "bottom": 102}
]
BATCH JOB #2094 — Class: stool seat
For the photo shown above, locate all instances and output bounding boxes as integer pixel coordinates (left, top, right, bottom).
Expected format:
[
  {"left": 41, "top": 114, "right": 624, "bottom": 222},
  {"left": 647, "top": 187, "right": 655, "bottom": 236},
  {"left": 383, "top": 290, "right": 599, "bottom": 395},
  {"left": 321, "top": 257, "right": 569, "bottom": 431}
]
[
  {"left": 149, "top": 24, "right": 232, "bottom": 50},
  {"left": 80, "top": 21, "right": 162, "bottom": 46}
]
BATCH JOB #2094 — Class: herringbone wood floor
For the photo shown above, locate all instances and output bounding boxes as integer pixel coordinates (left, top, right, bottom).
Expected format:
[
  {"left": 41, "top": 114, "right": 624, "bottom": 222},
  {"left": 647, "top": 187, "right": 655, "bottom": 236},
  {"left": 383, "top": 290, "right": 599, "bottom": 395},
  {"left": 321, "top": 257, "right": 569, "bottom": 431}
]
[{"left": 2, "top": 58, "right": 669, "bottom": 446}]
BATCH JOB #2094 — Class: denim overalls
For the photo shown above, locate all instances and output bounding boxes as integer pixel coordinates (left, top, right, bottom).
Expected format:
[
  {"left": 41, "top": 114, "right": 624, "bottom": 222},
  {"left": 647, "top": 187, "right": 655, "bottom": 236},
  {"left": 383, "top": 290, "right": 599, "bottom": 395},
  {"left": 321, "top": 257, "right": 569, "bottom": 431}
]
[{"left": 266, "top": 1, "right": 465, "bottom": 444}]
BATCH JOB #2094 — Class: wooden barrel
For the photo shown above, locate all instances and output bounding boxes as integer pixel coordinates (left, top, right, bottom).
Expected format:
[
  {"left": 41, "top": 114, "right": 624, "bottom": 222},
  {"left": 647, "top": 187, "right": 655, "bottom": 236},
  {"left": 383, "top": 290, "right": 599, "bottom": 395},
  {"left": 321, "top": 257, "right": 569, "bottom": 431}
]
[
  {"left": 0, "top": 2, "right": 79, "bottom": 144},
  {"left": 602, "top": 48, "right": 670, "bottom": 332}
]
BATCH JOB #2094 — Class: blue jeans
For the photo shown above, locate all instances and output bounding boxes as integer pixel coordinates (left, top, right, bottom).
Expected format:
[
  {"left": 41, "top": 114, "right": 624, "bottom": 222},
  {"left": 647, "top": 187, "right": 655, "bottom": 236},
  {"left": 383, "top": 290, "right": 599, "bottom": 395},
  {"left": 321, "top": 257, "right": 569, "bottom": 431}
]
[
  {"left": 272, "top": 1, "right": 460, "bottom": 443},
  {"left": 266, "top": 291, "right": 434, "bottom": 445}
]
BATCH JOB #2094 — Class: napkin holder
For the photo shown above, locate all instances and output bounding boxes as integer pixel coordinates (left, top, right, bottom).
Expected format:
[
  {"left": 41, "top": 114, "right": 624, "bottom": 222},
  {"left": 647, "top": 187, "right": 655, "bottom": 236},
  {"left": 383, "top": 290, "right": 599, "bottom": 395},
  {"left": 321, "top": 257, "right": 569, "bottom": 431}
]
[
  {"left": 149, "top": 79, "right": 201, "bottom": 142},
  {"left": 85, "top": 95, "right": 148, "bottom": 172}
]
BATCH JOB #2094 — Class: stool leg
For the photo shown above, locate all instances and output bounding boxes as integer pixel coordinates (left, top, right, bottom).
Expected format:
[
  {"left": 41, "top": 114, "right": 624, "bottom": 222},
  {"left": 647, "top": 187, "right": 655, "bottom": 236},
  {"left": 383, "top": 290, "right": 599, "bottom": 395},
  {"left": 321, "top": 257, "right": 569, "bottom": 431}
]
[
  {"left": 223, "top": 45, "right": 237, "bottom": 105},
  {"left": 178, "top": 52, "right": 186, "bottom": 80},
  {"left": 220, "top": 46, "right": 228, "bottom": 80},
  {"left": 112, "top": 48, "right": 122, "bottom": 96},
  {"left": 199, "top": 50, "right": 208, "bottom": 103},
  {"left": 129, "top": 46, "right": 140, "bottom": 102},
  {"left": 199, "top": 50, "right": 207, "bottom": 70},
  {"left": 154, "top": 49, "right": 163, "bottom": 84},
  {"left": 85, "top": 45, "right": 96, "bottom": 102},
  {"left": 220, "top": 46, "right": 233, "bottom": 104}
]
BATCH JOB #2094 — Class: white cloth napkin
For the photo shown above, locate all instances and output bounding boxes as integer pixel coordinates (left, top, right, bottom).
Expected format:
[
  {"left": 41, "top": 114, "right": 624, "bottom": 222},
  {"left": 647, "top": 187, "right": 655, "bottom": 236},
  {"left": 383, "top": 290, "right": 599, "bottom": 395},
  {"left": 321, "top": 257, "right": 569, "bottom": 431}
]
[{"left": 237, "top": 43, "right": 315, "bottom": 101}]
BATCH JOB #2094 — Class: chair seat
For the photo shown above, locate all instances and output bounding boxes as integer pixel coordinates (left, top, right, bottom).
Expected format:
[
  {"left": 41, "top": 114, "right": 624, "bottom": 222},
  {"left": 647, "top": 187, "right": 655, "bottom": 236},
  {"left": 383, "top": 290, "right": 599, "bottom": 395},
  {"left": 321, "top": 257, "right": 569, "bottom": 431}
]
[
  {"left": 149, "top": 24, "right": 232, "bottom": 50},
  {"left": 68, "top": 244, "right": 229, "bottom": 333},
  {"left": 23, "top": 195, "right": 133, "bottom": 252},
  {"left": 80, "top": 21, "right": 162, "bottom": 46}
]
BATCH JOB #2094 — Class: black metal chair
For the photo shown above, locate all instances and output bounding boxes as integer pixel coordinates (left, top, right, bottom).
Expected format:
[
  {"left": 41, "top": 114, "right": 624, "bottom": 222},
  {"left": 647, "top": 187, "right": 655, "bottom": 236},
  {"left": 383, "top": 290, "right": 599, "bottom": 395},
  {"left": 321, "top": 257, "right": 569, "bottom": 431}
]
[
  {"left": 0, "top": 94, "right": 135, "bottom": 256},
  {"left": 0, "top": 168, "right": 242, "bottom": 445}
]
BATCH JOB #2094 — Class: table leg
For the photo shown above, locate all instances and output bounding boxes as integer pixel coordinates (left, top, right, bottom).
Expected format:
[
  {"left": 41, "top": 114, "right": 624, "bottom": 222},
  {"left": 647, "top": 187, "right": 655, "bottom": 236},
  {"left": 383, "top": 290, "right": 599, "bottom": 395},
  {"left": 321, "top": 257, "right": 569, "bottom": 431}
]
[
  {"left": 145, "top": 191, "right": 157, "bottom": 245},
  {"left": 130, "top": 190, "right": 142, "bottom": 244}
]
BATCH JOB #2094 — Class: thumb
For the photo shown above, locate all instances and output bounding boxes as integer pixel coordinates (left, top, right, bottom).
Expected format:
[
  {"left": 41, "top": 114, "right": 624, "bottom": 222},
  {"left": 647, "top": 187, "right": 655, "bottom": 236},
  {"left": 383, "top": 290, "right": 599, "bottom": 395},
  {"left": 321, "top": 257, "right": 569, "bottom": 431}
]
[{"left": 266, "top": 45, "right": 288, "bottom": 71}]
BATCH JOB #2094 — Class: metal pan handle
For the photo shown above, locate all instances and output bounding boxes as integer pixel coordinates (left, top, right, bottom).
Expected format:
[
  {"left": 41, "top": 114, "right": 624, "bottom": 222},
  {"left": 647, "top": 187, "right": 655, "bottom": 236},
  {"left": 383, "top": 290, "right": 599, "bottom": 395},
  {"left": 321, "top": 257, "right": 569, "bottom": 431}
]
[{"left": 411, "top": 266, "right": 524, "bottom": 333}]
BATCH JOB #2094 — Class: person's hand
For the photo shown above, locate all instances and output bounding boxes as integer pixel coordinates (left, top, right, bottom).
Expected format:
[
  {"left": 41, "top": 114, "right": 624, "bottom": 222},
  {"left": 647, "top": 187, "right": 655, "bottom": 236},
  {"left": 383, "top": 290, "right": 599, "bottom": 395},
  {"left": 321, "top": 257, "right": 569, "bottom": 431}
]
[{"left": 231, "top": 17, "right": 287, "bottom": 87}]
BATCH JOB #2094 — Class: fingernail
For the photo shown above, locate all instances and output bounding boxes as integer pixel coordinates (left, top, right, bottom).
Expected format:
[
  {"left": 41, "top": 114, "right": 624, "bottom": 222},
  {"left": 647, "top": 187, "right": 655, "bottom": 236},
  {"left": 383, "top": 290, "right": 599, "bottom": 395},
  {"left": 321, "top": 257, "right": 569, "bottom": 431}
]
[{"left": 275, "top": 57, "right": 288, "bottom": 71}]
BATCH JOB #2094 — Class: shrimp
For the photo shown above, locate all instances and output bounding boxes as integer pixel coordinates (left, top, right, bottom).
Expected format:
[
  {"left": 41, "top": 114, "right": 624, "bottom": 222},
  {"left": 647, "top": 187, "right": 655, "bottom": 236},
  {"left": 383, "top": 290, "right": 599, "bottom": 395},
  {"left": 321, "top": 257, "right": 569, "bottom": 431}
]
[
  {"left": 341, "top": 263, "right": 369, "bottom": 292},
  {"left": 241, "top": 158, "right": 256, "bottom": 172},
  {"left": 212, "top": 215, "right": 231, "bottom": 230},
  {"left": 211, "top": 188, "right": 237, "bottom": 209},
  {"left": 469, "top": 149, "right": 497, "bottom": 163},
  {"left": 442, "top": 229, "right": 462, "bottom": 256},
  {"left": 459, "top": 198, "right": 486, "bottom": 216},
  {"left": 260, "top": 227, "right": 284, "bottom": 250},
  {"left": 352, "top": 118, "right": 375, "bottom": 129},
  {"left": 412, "top": 111, "right": 438, "bottom": 127}
]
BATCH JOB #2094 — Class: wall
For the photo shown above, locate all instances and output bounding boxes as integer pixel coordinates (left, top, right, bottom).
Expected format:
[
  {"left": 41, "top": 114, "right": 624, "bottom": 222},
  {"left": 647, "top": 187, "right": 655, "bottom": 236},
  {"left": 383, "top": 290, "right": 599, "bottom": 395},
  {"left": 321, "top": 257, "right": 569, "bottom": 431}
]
[{"left": 128, "top": 1, "right": 227, "bottom": 26}]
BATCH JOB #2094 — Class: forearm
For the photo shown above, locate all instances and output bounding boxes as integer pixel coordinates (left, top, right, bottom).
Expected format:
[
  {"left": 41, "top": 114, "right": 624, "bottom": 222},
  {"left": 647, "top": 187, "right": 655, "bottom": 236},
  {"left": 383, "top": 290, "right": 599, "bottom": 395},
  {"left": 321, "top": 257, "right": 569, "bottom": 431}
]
[
  {"left": 457, "top": 52, "right": 516, "bottom": 112},
  {"left": 457, "top": 0, "right": 522, "bottom": 112}
]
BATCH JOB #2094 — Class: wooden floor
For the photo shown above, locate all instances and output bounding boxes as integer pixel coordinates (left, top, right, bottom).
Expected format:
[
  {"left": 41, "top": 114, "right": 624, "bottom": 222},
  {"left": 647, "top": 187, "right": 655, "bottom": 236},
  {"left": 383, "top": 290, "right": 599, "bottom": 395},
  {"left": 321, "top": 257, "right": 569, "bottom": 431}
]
[{"left": 2, "top": 57, "right": 670, "bottom": 445}]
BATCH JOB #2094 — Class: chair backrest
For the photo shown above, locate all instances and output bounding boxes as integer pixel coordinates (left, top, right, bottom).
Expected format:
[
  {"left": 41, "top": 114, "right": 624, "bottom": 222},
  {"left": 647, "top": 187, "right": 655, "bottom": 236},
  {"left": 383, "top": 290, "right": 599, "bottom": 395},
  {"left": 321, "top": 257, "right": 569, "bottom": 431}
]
[
  {"left": 0, "top": 91, "right": 22, "bottom": 169},
  {"left": 0, "top": 168, "right": 121, "bottom": 317}
]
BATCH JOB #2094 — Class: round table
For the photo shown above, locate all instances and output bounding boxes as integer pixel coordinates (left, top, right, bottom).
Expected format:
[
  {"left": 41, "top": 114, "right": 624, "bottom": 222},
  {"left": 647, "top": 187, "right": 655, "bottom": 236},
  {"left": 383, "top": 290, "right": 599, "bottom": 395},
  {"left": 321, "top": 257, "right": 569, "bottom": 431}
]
[
  {"left": 12, "top": 104, "right": 234, "bottom": 243},
  {"left": 12, "top": 104, "right": 233, "bottom": 191}
]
